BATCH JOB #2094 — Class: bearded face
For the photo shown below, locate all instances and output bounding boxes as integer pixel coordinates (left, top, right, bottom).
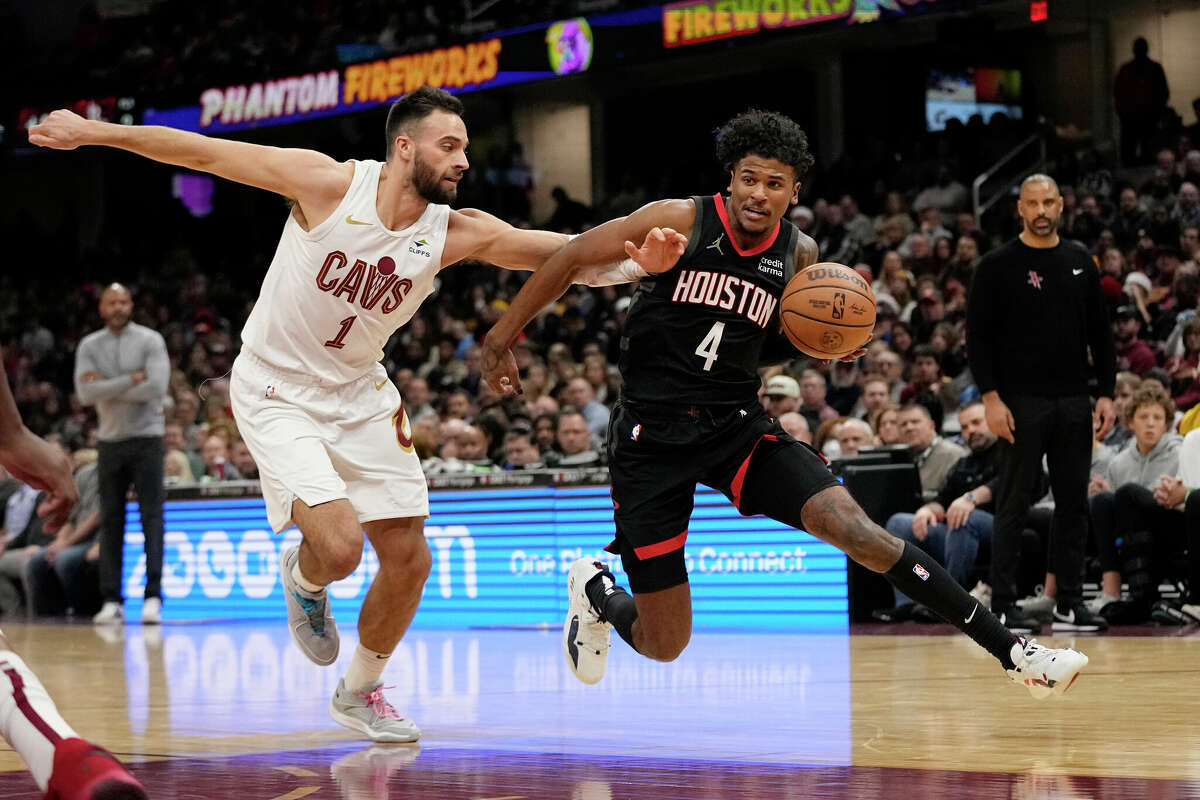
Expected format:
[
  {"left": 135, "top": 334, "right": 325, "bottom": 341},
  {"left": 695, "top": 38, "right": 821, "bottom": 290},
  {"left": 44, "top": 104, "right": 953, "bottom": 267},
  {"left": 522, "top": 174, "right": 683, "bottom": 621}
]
[{"left": 413, "top": 150, "right": 458, "bottom": 205}]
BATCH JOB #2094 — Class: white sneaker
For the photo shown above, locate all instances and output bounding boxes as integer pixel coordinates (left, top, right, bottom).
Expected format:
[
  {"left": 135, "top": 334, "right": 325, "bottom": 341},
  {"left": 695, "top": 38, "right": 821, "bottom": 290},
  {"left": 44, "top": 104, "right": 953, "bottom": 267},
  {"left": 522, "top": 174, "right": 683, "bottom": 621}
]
[
  {"left": 329, "top": 679, "right": 421, "bottom": 743},
  {"left": 968, "top": 580, "right": 992, "bottom": 610},
  {"left": 1086, "top": 592, "right": 1120, "bottom": 615},
  {"left": 1016, "top": 589, "right": 1055, "bottom": 621},
  {"left": 280, "top": 545, "right": 339, "bottom": 666},
  {"left": 141, "top": 597, "right": 162, "bottom": 625},
  {"left": 1006, "top": 638, "right": 1088, "bottom": 699},
  {"left": 92, "top": 601, "right": 123, "bottom": 625},
  {"left": 563, "top": 558, "right": 614, "bottom": 685}
]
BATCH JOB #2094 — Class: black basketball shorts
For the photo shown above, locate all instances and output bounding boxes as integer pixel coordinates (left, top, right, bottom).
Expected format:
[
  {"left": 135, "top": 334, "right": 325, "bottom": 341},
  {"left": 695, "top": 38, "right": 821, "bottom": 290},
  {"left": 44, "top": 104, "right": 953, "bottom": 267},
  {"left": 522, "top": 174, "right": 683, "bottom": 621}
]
[{"left": 605, "top": 399, "right": 840, "bottom": 593}]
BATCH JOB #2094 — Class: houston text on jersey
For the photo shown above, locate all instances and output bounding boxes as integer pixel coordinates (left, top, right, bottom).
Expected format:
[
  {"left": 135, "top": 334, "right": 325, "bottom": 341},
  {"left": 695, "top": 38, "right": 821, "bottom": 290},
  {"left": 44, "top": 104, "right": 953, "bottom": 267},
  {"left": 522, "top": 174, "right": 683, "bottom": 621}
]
[{"left": 670, "top": 269, "right": 778, "bottom": 328}]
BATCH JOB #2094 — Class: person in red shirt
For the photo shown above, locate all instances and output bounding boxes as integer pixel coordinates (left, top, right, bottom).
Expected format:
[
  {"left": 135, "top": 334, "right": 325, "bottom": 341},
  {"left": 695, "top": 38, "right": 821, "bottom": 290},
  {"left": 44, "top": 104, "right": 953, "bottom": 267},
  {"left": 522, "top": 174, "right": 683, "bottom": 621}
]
[{"left": 1114, "top": 306, "right": 1158, "bottom": 376}]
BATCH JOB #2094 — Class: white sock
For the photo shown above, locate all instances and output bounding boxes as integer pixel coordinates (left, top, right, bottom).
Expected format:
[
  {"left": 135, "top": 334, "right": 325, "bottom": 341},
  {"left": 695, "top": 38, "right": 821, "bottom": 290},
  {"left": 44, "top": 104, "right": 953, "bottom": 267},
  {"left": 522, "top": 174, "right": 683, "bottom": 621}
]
[
  {"left": 292, "top": 560, "right": 324, "bottom": 593},
  {"left": 0, "top": 650, "right": 79, "bottom": 790},
  {"left": 343, "top": 644, "right": 390, "bottom": 692}
]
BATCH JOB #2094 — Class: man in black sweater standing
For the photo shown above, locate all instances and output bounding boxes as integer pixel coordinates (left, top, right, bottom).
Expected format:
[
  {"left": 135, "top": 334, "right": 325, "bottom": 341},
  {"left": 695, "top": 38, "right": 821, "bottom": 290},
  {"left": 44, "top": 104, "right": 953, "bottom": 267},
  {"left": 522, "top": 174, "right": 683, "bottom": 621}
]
[{"left": 967, "top": 174, "right": 1117, "bottom": 633}]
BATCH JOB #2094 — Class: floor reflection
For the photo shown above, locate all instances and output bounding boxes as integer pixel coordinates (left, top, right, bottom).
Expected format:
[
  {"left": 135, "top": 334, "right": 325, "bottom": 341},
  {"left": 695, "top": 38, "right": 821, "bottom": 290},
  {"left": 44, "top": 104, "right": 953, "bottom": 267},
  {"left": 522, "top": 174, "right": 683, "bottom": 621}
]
[
  {"left": 116, "top": 624, "right": 854, "bottom": 763},
  {"left": 0, "top": 623, "right": 1193, "bottom": 798}
]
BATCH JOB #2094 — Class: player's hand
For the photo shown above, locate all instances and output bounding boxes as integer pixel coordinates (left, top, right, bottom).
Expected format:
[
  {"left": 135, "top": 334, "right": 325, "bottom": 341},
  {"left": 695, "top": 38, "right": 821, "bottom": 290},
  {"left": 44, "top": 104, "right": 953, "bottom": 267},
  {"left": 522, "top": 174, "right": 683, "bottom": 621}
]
[
  {"left": 983, "top": 393, "right": 1015, "bottom": 444},
  {"left": 0, "top": 426, "right": 77, "bottom": 533},
  {"left": 130, "top": 369, "right": 147, "bottom": 384},
  {"left": 480, "top": 337, "right": 522, "bottom": 396},
  {"left": 1093, "top": 396, "right": 1116, "bottom": 441},
  {"left": 946, "top": 496, "right": 974, "bottom": 530},
  {"left": 624, "top": 227, "right": 686, "bottom": 275},
  {"left": 838, "top": 334, "right": 873, "bottom": 363},
  {"left": 27, "top": 109, "right": 93, "bottom": 151},
  {"left": 818, "top": 335, "right": 873, "bottom": 365},
  {"left": 912, "top": 506, "right": 937, "bottom": 540}
]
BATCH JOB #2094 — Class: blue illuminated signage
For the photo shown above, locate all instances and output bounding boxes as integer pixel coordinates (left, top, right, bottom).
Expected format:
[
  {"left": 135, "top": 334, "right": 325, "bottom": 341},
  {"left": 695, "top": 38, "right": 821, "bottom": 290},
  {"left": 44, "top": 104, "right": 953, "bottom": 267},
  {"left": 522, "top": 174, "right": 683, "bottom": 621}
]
[{"left": 121, "top": 485, "right": 847, "bottom": 630}]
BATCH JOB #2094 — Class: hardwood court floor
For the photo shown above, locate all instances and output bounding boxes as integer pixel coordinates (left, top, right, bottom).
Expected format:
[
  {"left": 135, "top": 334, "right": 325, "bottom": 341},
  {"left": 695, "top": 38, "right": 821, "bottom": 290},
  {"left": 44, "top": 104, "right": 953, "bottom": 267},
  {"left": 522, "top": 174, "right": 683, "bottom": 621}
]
[{"left": 0, "top": 622, "right": 1197, "bottom": 799}]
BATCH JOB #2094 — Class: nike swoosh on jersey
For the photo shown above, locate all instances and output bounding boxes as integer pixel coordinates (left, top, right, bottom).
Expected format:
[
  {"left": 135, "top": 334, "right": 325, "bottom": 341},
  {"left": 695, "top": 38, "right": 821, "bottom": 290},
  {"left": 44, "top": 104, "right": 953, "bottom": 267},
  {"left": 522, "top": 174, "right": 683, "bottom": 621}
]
[
  {"left": 346, "top": 215, "right": 372, "bottom": 225},
  {"left": 964, "top": 603, "right": 978, "bottom": 624},
  {"left": 374, "top": 380, "right": 388, "bottom": 390},
  {"left": 1072, "top": 268, "right": 1084, "bottom": 275}
]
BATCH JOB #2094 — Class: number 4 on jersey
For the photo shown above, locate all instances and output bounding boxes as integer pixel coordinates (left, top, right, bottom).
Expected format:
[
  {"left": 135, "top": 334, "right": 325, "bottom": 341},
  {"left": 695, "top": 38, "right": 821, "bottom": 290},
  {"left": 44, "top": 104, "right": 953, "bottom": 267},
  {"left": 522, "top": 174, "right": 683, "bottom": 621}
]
[{"left": 695, "top": 321, "right": 725, "bottom": 371}]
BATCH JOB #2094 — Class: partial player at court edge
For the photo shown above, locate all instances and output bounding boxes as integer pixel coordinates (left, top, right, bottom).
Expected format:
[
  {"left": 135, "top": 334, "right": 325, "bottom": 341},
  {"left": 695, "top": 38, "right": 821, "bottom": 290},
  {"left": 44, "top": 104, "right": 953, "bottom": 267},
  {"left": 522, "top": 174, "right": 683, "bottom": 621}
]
[
  {"left": 28, "top": 86, "right": 684, "bottom": 743},
  {"left": 481, "top": 108, "right": 1090, "bottom": 701},
  {"left": 0, "top": 348, "right": 147, "bottom": 799}
]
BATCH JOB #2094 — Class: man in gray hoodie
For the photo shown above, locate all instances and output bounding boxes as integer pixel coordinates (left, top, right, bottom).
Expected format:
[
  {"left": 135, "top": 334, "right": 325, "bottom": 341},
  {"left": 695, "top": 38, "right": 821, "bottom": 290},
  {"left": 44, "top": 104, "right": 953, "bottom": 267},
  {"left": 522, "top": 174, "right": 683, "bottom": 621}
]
[{"left": 1088, "top": 385, "right": 1182, "bottom": 621}]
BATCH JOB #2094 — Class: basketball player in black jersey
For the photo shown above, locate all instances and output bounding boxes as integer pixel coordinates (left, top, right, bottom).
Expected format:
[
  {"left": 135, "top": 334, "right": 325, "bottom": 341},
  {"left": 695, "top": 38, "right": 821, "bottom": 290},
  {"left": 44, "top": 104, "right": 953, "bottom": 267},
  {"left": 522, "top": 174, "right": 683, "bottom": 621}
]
[{"left": 481, "top": 110, "right": 1088, "bottom": 700}]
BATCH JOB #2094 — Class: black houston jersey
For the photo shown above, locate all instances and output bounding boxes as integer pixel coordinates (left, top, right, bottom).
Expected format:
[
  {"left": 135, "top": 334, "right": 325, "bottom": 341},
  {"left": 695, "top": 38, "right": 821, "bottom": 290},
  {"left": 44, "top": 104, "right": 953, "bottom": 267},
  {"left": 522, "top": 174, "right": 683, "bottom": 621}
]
[{"left": 619, "top": 194, "right": 800, "bottom": 406}]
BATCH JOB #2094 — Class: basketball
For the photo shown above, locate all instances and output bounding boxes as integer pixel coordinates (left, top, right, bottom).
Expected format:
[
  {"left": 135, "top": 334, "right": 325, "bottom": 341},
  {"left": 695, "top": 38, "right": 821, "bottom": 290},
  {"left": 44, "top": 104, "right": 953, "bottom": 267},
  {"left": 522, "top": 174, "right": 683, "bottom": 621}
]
[{"left": 779, "top": 262, "right": 876, "bottom": 359}]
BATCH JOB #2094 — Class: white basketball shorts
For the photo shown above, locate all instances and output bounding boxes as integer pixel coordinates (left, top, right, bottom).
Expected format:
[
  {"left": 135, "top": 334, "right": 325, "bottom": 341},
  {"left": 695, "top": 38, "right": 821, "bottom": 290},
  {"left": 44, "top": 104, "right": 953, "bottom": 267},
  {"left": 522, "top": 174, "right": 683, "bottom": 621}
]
[{"left": 230, "top": 352, "right": 428, "bottom": 532}]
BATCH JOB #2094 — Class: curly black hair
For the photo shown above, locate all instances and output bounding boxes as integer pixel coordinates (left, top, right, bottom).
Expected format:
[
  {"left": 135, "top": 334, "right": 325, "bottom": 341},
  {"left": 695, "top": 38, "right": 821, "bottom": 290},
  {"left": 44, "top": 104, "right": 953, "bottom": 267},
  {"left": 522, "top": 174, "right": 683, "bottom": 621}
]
[{"left": 715, "top": 109, "right": 814, "bottom": 181}]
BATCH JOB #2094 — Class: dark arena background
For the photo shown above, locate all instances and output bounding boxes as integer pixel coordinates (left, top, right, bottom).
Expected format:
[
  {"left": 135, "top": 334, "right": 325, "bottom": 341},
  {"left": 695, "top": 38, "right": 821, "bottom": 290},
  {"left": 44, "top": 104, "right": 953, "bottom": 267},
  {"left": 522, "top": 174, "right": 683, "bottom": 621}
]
[{"left": 2, "top": 0, "right": 1200, "bottom": 798}]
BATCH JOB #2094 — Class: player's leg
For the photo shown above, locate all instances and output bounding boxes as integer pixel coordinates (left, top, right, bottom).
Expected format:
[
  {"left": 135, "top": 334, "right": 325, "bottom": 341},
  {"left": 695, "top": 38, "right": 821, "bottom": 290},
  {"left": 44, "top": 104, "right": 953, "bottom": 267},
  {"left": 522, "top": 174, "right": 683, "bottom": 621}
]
[
  {"left": 568, "top": 545, "right": 694, "bottom": 677},
  {"left": 290, "top": 498, "right": 367, "bottom": 585},
  {"left": 321, "top": 365, "right": 432, "bottom": 738},
  {"left": 278, "top": 496, "right": 361, "bottom": 667},
  {"left": 0, "top": 631, "right": 145, "bottom": 798},
  {"left": 327, "top": 516, "right": 429, "bottom": 743},
  {"left": 231, "top": 356, "right": 358, "bottom": 666},
  {"left": 625, "top": 576, "right": 693, "bottom": 661},
  {"left": 564, "top": 401, "right": 701, "bottom": 682},
  {"left": 740, "top": 444, "right": 1088, "bottom": 698},
  {"left": 880, "top": 513, "right": 950, "bottom": 608}
]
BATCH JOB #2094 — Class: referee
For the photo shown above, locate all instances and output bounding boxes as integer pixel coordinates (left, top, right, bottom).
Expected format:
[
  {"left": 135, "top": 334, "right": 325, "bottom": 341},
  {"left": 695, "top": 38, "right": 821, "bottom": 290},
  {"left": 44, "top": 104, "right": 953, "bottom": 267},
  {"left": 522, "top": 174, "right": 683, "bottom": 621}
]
[{"left": 967, "top": 174, "right": 1116, "bottom": 634}]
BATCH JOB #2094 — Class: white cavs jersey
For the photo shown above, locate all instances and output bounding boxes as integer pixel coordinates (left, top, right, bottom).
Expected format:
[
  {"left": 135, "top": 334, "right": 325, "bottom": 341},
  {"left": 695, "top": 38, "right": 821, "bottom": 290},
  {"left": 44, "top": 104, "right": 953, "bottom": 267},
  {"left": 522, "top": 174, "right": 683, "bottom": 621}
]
[{"left": 240, "top": 159, "right": 449, "bottom": 384}]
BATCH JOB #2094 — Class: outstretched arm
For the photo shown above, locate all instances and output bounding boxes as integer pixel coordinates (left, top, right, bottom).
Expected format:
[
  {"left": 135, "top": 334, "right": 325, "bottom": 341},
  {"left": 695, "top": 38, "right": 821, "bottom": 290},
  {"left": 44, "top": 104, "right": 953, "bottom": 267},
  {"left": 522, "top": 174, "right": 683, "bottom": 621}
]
[
  {"left": 28, "top": 109, "right": 352, "bottom": 228},
  {"left": 480, "top": 199, "right": 694, "bottom": 395},
  {"left": 443, "top": 208, "right": 681, "bottom": 286}
]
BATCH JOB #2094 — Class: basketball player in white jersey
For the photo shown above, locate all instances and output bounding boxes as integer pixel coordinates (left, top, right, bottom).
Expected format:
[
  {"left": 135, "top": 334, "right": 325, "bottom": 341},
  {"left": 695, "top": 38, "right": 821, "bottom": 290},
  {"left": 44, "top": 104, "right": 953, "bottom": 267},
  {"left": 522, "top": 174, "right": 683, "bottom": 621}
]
[
  {"left": 30, "top": 86, "right": 685, "bottom": 742},
  {"left": 0, "top": 351, "right": 146, "bottom": 799}
]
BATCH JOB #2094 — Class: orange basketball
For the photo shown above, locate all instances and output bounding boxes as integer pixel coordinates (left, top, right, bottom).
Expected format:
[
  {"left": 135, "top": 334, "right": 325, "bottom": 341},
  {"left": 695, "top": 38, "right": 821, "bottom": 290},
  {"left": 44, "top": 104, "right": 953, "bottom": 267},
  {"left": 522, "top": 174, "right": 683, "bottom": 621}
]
[{"left": 779, "top": 262, "right": 876, "bottom": 359}]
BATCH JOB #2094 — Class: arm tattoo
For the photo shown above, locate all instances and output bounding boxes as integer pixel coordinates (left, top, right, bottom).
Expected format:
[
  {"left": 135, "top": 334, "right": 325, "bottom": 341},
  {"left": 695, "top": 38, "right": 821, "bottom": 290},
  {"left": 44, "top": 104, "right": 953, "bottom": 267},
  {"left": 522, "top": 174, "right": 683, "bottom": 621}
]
[{"left": 796, "top": 233, "right": 819, "bottom": 270}]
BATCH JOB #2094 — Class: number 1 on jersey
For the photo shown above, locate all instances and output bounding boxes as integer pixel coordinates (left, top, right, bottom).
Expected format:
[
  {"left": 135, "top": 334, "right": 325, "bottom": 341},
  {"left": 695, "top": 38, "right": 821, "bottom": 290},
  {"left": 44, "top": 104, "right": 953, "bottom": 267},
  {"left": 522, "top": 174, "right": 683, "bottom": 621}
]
[
  {"left": 324, "top": 315, "right": 357, "bottom": 349},
  {"left": 695, "top": 321, "right": 725, "bottom": 371}
]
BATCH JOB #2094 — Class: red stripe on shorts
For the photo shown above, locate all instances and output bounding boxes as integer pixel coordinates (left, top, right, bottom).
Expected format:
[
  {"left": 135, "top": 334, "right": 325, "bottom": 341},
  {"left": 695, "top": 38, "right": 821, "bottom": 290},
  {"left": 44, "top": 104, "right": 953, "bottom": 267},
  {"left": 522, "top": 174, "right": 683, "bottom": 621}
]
[
  {"left": 730, "top": 434, "right": 778, "bottom": 512},
  {"left": 2, "top": 664, "right": 63, "bottom": 746},
  {"left": 634, "top": 530, "right": 689, "bottom": 560}
]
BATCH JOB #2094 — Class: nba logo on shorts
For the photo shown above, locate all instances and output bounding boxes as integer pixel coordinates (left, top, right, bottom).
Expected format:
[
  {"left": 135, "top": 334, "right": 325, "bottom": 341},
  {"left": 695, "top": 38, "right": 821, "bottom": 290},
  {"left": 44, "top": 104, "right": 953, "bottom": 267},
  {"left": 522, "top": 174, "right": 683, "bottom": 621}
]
[
  {"left": 265, "top": 385, "right": 276, "bottom": 398},
  {"left": 631, "top": 424, "right": 641, "bottom": 441},
  {"left": 913, "top": 564, "right": 930, "bottom": 581}
]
